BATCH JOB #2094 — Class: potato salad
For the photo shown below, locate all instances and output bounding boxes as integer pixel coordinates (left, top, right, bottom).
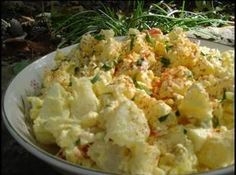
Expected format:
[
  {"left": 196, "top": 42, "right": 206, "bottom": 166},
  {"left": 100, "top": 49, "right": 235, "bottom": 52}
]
[{"left": 28, "top": 28, "right": 234, "bottom": 175}]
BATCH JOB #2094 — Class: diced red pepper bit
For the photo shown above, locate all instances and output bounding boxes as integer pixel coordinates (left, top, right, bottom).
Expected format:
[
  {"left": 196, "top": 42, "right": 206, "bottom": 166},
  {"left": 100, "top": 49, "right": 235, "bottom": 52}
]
[
  {"left": 150, "top": 130, "right": 161, "bottom": 137},
  {"left": 148, "top": 28, "right": 163, "bottom": 37},
  {"left": 178, "top": 117, "right": 191, "bottom": 125},
  {"left": 78, "top": 144, "right": 90, "bottom": 158}
]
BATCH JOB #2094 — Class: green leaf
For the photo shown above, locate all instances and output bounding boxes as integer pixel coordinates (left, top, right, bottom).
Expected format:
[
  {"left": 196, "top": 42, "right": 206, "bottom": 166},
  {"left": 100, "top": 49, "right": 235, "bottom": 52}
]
[
  {"left": 91, "top": 73, "right": 100, "bottom": 84},
  {"left": 13, "top": 60, "right": 31, "bottom": 75},
  {"left": 158, "top": 114, "right": 169, "bottom": 122},
  {"left": 94, "top": 34, "right": 105, "bottom": 40},
  {"left": 161, "top": 57, "right": 171, "bottom": 67}
]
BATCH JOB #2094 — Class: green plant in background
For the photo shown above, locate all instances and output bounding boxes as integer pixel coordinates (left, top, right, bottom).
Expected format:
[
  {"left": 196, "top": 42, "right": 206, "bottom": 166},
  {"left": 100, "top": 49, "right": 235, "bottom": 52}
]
[
  {"left": 12, "top": 59, "right": 31, "bottom": 74},
  {"left": 52, "top": 0, "right": 233, "bottom": 48}
]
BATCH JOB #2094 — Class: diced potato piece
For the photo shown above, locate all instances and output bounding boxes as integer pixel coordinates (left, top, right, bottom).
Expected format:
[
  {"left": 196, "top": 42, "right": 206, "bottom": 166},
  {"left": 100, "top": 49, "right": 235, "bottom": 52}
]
[
  {"left": 88, "top": 140, "right": 128, "bottom": 173},
  {"left": 28, "top": 97, "right": 43, "bottom": 120},
  {"left": 33, "top": 118, "right": 55, "bottom": 144},
  {"left": 134, "top": 90, "right": 171, "bottom": 120},
  {"left": 39, "top": 82, "right": 70, "bottom": 119},
  {"left": 128, "top": 143, "right": 160, "bottom": 175},
  {"left": 42, "top": 117, "right": 80, "bottom": 147},
  {"left": 64, "top": 146, "right": 81, "bottom": 163},
  {"left": 198, "top": 129, "right": 234, "bottom": 169},
  {"left": 186, "top": 128, "right": 211, "bottom": 152},
  {"left": 80, "top": 111, "right": 99, "bottom": 128},
  {"left": 158, "top": 143, "right": 197, "bottom": 175},
  {"left": 70, "top": 77, "right": 99, "bottom": 119},
  {"left": 178, "top": 83, "right": 213, "bottom": 120},
  {"left": 104, "top": 99, "right": 150, "bottom": 147}
]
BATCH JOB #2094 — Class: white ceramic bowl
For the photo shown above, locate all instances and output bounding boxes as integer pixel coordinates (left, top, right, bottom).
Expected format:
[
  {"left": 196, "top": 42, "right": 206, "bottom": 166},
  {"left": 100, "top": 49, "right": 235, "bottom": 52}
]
[{"left": 2, "top": 39, "right": 234, "bottom": 175}]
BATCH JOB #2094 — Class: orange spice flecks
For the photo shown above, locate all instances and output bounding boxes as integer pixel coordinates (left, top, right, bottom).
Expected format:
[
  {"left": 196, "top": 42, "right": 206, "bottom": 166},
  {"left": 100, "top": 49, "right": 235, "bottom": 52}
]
[
  {"left": 141, "top": 50, "right": 151, "bottom": 59},
  {"left": 152, "top": 78, "right": 162, "bottom": 93}
]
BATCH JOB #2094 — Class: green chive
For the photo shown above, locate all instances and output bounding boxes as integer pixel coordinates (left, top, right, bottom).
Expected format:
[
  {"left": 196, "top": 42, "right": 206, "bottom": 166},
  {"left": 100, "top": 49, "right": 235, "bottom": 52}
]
[
  {"left": 94, "top": 34, "right": 105, "bottom": 40},
  {"left": 75, "top": 67, "right": 80, "bottom": 73},
  {"left": 161, "top": 57, "right": 170, "bottom": 67},
  {"left": 135, "top": 81, "right": 152, "bottom": 96},
  {"left": 136, "top": 58, "right": 144, "bottom": 66},
  {"left": 200, "top": 51, "right": 206, "bottom": 56},
  {"left": 175, "top": 110, "right": 180, "bottom": 117},
  {"left": 102, "top": 63, "right": 112, "bottom": 71},
  {"left": 131, "top": 96, "right": 135, "bottom": 101},
  {"left": 220, "top": 88, "right": 226, "bottom": 102},
  {"left": 165, "top": 44, "right": 173, "bottom": 52},
  {"left": 145, "top": 33, "right": 154, "bottom": 45},
  {"left": 91, "top": 73, "right": 100, "bottom": 84},
  {"left": 130, "top": 34, "right": 136, "bottom": 50},
  {"left": 212, "top": 116, "right": 219, "bottom": 128},
  {"left": 185, "top": 71, "right": 193, "bottom": 78},
  {"left": 183, "top": 128, "right": 187, "bottom": 134},
  {"left": 75, "top": 139, "right": 80, "bottom": 145},
  {"left": 158, "top": 114, "right": 169, "bottom": 122},
  {"left": 52, "top": 67, "right": 59, "bottom": 71}
]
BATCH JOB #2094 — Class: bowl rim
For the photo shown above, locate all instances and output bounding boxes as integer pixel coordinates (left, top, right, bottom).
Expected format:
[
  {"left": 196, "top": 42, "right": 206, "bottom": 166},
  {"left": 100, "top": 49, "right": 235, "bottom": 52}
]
[
  {"left": 2, "top": 42, "right": 234, "bottom": 175},
  {"left": 1, "top": 44, "right": 116, "bottom": 175}
]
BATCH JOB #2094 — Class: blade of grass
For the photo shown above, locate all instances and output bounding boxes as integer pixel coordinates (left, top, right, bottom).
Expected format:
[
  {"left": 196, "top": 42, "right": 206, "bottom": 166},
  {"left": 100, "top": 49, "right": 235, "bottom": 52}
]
[{"left": 180, "top": 0, "right": 186, "bottom": 18}]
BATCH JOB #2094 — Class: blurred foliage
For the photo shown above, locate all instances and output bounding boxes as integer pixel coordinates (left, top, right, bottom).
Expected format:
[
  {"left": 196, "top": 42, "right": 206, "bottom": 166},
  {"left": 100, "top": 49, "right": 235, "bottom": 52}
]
[{"left": 50, "top": 0, "right": 234, "bottom": 47}]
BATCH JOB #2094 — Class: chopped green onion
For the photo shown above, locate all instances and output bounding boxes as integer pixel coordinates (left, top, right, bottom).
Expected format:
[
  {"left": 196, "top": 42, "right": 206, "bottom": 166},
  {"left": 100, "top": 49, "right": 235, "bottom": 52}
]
[
  {"left": 161, "top": 57, "right": 170, "bottom": 67},
  {"left": 136, "top": 58, "right": 144, "bottom": 66},
  {"left": 175, "top": 110, "right": 180, "bottom": 117},
  {"left": 94, "top": 34, "right": 105, "bottom": 40},
  {"left": 74, "top": 66, "right": 80, "bottom": 73},
  {"left": 183, "top": 128, "right": 187, "bottom": 134},
  {"left": 136, "top": 84, "right": 152, "bottom": 95},
  {"left": 212, "top": 116, "right": 219, "bottom": 128},
  {"left": 91, "top": 73, "right": 100, "bottom": 84},
  {"left": 135, "top": 81, "right": 152, "bottom": 96},
  {"left": 220, "top": 88, "right": 227, "bottom": 102},
  {"left": 145, "top": 33, "right": 154, "bottom": 46},
  {"left": 130, "top": 34, "right": 136, "bottom": 50},
  {"left": 158, "top": 114, "right": 169, "bottom": 122},
  {"left": 131, "top": 96, "right": 135, "bottom": 101},
  {"left": 200, "top": 51, "right": 206, "bottom": 56},
  {"left": 52, "top": 67, "right": 59, "bottom": 71},
  {"left": 102, "top": 63, "right": 113, "bottom": 71},
  {"left": 165, "top": 44, "right": 173, "bottom": 52},
  {"left": 75, "top": 139, "right": 80, "bottom": 145}
]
